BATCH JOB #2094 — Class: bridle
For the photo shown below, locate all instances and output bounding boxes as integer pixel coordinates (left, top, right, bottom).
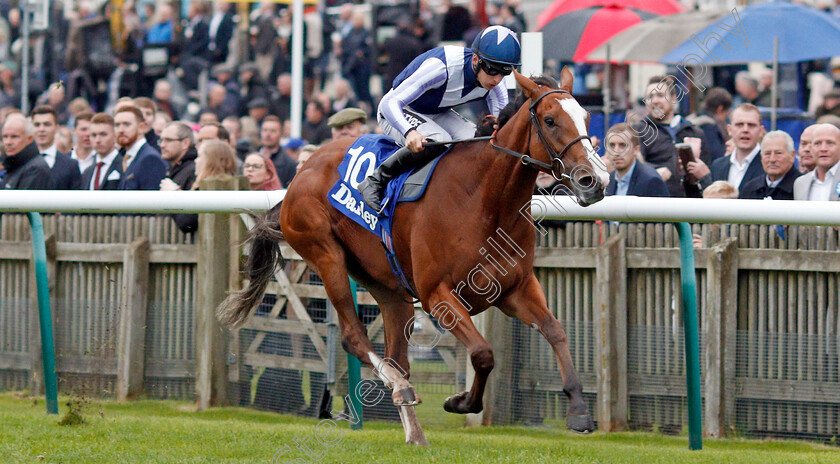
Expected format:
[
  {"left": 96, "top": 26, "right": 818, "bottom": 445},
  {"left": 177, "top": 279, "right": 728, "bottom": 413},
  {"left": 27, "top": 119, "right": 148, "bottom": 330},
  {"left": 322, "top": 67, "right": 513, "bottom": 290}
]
[{"left": 491, "top": 89, "right": 591, "bottom": 182}]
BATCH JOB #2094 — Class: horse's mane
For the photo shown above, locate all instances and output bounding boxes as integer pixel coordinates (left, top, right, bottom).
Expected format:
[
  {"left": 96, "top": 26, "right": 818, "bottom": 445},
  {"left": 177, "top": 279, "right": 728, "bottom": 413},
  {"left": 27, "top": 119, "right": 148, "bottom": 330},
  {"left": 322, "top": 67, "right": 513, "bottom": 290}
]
[{"left": 496, "top": 75, "right": 560, "bottom": 130}]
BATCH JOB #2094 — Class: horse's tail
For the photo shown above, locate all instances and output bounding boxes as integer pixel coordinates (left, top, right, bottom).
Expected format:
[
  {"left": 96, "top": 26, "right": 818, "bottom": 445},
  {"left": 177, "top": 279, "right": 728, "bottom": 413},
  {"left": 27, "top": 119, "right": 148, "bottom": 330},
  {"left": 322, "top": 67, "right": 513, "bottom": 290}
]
[{"left": 217, "top": 202, "right": 285, "bottom": 328}]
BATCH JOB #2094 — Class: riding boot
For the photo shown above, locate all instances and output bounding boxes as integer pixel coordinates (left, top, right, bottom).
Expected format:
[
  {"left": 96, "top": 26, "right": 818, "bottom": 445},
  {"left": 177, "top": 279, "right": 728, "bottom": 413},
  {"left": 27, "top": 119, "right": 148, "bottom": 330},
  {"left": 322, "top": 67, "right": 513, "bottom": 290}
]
[{"left": 358, "top": 144, "right": 446, "bottom": 213}]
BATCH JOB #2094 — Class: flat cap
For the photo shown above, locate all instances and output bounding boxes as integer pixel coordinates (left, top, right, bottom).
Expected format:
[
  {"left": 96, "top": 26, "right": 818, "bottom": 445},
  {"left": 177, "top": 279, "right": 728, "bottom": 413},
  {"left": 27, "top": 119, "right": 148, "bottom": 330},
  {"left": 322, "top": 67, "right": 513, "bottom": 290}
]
[
  {"left": 211, "top": 63, "right": 234, "bottom": 77},
  {"left": 247, "top": 97, "right": 269, "bottom": 110},
  {"left": 239, "top": 62, "right": 259, "bottom": 74},
  {"left": 327, "top": 108, "right": 367, "bottom": 128}
]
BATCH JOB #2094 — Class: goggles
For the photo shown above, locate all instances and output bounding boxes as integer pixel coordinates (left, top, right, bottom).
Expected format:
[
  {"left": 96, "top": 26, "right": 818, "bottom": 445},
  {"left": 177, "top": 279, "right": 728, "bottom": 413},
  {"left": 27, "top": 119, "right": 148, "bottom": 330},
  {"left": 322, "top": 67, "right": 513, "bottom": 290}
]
[{"left": 479, "top": 59, "right": 513, "bottom": 77}]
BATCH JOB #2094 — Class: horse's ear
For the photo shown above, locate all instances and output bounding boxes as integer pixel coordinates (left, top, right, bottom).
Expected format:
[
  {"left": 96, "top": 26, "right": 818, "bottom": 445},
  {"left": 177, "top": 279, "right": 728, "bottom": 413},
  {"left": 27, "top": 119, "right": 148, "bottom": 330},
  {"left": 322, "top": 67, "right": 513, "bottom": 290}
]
[
  {"left": 514, "top": 70, "right": 539, "bottom": 100},
  {"left": 559, "top": 66, "right": 574, "bottom": 92}
]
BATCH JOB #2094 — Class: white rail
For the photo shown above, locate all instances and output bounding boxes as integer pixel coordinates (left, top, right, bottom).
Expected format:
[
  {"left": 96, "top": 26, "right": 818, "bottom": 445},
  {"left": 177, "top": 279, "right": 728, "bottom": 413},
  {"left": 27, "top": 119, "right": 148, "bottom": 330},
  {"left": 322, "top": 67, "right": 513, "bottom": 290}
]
[
  {"left": 0, "top": 191, "right": 838, "bottom": 227},
  {"left": 0, "top": 190, "right": 286, "bottom": 214}
]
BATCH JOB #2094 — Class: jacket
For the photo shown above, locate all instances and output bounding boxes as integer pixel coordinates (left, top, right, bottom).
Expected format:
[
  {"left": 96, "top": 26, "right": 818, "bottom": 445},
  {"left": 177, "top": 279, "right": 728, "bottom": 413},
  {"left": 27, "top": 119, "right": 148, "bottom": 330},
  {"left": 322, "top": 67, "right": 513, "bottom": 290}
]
[
  {"left": 793, "top": 168, "right": 840, "bottom": 201},
  {"left": 81, "top": 154, "right": 124, "bottom": 190},
  {"left": 739, "top": 168, "right": 800, "bottom": 200},
  {"left": 686, "top": 112, "right": 727, "bottom": 162},
  {"left": 50, "top": 150, "right": 82, "bottom": 190},
  {"left": 167, "top": 146, "right": 198, "bottom": 191},
  {"left": 634, "top": 115, "right": 710, "bottom": 198},
  {"left": 703, "top": 150, "right": 765, "bottom": 191},
  {"left": 2, "top": 142, "right": 56, "bottom": 189},
  {"left": 118, "top": 142, "right": 168, "bottom": 190},
  {"left": 605, "top": 161, "right": 670, "bottom": 198}
]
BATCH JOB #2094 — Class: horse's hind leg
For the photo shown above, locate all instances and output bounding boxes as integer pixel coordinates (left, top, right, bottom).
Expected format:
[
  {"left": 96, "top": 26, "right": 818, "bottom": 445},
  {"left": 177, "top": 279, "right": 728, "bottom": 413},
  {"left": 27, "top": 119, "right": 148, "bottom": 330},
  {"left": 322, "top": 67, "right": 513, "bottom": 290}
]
[
  {"left": 365, "top": 285, "right": 428, "bottom": 445},
  {"left": 498, "top": 275, "right": 595, "bottom": 433}
]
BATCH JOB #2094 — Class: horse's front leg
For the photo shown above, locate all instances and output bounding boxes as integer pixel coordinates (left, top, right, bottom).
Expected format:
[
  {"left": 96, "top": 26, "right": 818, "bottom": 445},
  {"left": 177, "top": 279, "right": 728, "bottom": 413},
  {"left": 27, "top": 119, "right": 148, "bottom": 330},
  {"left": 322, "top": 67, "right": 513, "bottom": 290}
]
[
  {"left": 498, "top": 274, "right": 595, "bottom": 433},
  {"left": 424, "top": 285, "right": 493, "bottom": 415}
]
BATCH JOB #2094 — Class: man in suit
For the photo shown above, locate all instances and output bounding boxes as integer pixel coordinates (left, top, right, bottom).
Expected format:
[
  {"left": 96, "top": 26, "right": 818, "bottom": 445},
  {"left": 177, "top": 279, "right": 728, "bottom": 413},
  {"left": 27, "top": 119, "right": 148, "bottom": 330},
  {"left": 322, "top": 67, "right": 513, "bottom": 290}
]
[
  {"left": 689, "top": 103, "right": 766, "bottom": 192},
  {"left": 182, "top": 2, "right": 211, "bottom": 62},
  {"left": 604, "top": 123, "right": 669, "bottom": 198},
  {"left": 208, "top": 1, "right": 235, "bottom": 64},
  {"left": 30, "top": 105, "right": 81, "bottom": 189},
  {"left": 114, "top": 106, "right": 167, "bottom": 190},
  {"left": 69, "top": 112, "right": 95, "bottom": 174},
  {"left": 794, "top": 124, "right": 840, "bottom": 201},
  {"left": 740, "top": 131, "right": 801, "bottom": 200},
  {"left": 81, "top": 113, "right": 123, "bottom": 190}
]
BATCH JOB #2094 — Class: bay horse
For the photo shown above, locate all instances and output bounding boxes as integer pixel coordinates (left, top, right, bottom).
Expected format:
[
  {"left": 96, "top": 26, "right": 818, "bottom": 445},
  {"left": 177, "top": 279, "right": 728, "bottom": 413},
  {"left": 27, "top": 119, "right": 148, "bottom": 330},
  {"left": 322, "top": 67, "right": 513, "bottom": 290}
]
[{"left": 218, "top": 69, "right": 609, "bottom": 445}]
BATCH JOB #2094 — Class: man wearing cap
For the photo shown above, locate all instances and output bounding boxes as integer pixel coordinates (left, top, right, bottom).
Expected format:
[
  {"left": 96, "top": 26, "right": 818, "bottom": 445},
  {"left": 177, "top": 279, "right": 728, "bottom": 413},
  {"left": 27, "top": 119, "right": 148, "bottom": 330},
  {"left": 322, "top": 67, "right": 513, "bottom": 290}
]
[
  {"left": 816, "top": 91, "right": 840, "bottom": 119},
  {"left": 328, "top": 108, "right": 367, "bottom": 140},
  {"left": 247, "top": 98, "right": 270, "bottom": 125},
  {"left": 239, "top": 62, "right": 271, "bottom": 116},
  {"left": 358, "top": 25, "right": 520, "bottom": 213},
  {"left": 211, "top": 63, "right": 241, "bottom": 114}
]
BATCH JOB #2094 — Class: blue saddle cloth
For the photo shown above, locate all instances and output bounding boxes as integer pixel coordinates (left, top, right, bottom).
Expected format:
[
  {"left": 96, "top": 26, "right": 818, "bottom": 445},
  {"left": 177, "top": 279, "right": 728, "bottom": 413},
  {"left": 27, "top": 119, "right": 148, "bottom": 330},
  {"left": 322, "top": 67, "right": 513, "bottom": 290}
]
[
  {"left": 328, "top": 134, "right": 446, "bottom": 298},
  {"left": 327, "top": 134, "right": 445, "bottom": 238}
]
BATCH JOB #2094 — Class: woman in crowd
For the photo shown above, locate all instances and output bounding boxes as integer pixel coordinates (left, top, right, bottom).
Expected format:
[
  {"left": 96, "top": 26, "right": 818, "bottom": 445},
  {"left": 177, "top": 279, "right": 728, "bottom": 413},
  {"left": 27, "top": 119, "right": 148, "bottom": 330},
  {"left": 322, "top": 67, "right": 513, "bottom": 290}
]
[
  {"left": 242, "top": 153, "right": 282, "bottom": 190},
  {"left": 172, "top": 140, "right": 239, "bottom": 233}
]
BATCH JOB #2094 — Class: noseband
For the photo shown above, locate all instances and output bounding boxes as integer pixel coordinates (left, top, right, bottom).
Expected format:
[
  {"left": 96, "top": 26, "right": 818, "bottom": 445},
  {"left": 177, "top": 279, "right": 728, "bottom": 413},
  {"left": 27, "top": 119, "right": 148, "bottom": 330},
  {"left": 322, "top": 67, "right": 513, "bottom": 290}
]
[{"left": 491, "top": 89, "right": 592, "bottom": 181}]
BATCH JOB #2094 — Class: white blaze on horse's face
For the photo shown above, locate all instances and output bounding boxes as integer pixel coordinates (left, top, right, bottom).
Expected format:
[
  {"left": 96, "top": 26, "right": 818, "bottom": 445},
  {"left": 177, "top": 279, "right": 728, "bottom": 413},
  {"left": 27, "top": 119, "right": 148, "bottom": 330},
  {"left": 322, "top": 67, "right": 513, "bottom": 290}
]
[{"left": 557, "top": 98, "right": 611, "bottom": 189}]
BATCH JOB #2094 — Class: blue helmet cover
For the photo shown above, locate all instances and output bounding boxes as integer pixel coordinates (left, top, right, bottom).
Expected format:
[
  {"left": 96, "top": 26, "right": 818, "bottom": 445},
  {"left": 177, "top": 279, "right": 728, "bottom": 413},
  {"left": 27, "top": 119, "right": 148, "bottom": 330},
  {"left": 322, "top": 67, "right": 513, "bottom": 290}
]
[{"left": 471, "top": 25, "right": 522, "bottom": 67}]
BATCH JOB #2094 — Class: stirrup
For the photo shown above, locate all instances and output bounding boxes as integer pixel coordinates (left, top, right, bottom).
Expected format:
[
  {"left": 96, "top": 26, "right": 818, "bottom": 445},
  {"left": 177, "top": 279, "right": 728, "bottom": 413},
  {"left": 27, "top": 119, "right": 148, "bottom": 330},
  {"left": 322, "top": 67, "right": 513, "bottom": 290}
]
[{"left": 376, "top": 197, "right": 390, "bottom": 215}]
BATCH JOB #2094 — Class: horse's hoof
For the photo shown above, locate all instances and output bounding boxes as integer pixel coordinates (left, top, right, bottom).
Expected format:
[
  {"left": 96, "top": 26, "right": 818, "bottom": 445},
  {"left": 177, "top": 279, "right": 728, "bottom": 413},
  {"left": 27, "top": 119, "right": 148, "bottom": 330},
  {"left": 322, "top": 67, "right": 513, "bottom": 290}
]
[
  {"left": 443, "top": 391, "right": 482, "bottom": 414},
  {"left": 393, "top": 387, "right": 421, "bottom": 406},
  {"left": 406, "top": 436, "right": 430, "bottom": 446},
  {"left": 566, "top": 414, "right": 596, "bottom": 434}
]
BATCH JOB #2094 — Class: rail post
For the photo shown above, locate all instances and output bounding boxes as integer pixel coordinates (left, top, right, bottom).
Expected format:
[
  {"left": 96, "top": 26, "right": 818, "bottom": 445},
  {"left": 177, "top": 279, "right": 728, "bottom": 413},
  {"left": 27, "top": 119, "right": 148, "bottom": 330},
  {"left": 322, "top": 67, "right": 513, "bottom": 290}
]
[
  {"left": 347, "top": 278, "right": 363, "bottom": 430},
  {"left": 674, "top": 222, "right": 702, "bottom": 450},
  {"left": 27, "top": 212, "right": 58, "bottom": 415}
]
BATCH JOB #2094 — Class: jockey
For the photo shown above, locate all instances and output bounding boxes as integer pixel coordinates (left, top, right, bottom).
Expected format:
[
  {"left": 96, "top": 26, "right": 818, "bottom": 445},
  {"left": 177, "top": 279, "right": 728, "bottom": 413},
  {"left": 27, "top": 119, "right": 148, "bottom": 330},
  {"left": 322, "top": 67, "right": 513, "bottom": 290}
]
[{"left": 358, "top": 25, "right": 521, "bottom": 213}]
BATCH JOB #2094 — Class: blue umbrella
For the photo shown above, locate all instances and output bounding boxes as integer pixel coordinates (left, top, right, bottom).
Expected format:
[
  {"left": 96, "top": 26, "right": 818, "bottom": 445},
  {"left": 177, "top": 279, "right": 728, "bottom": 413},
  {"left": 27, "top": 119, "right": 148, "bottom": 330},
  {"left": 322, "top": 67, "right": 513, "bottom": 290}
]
[{"left": 660, "top": 2, "right": 840, "bottom": 64}]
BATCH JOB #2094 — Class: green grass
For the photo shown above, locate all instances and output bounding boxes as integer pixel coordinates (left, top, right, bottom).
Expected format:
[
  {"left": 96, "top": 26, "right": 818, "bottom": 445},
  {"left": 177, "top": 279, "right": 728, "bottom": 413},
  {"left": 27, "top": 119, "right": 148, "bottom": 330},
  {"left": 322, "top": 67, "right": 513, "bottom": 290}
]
[{"left": 1, "top": 391, "right": 837, "bottom": 463}]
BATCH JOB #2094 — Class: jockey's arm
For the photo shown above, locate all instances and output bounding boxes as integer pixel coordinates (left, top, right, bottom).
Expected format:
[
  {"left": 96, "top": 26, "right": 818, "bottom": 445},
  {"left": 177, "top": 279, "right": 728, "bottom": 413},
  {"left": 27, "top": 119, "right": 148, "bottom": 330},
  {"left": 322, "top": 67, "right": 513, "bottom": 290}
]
[
  {"left": 378, "top": 58, "right": 448, "bottom": 139},
  {"left": 486, "top": 82, "right": 509, "bottom": 117}
]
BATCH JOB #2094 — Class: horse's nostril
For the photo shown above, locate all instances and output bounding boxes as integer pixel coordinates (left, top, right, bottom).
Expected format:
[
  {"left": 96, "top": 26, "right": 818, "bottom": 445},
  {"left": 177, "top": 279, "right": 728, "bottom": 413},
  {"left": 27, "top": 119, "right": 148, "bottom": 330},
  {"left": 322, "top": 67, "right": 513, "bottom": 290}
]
[{"left": 576, "top": 175, "right": 596, "bottom": 189}]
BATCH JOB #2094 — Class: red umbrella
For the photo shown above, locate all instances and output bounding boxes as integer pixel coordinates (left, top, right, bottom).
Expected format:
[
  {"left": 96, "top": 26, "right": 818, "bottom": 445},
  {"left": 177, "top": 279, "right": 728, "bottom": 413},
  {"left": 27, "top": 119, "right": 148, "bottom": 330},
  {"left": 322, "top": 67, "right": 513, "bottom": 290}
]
[
  {"left": 537, "top": 0, "right": 684, "bottom": 30},
  {"left": 538, "top": 6, "right": 662, "bottom": 62}
]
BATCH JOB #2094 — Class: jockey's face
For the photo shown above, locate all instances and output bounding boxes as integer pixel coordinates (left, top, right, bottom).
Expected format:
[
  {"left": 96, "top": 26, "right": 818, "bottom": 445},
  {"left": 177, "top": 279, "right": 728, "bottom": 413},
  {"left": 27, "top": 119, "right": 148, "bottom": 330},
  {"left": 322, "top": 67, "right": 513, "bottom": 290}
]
[{"left": 473, "top": 55, "right": 505, "bottom": 90}]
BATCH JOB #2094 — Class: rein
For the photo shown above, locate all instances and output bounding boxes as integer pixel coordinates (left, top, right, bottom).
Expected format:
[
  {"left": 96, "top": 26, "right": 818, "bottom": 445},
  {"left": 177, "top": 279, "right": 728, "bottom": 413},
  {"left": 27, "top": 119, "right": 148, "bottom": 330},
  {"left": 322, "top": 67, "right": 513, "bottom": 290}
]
[{"left": 490, "top": 89, "right": 591, "bottom": 181}]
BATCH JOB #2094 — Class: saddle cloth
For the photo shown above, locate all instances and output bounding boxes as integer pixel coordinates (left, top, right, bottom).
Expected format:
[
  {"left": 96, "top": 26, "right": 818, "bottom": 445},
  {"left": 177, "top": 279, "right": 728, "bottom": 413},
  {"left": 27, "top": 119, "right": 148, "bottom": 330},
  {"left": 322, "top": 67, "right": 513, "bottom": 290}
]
[
  {"left": 327, "top": 134, "right": 446, "bottom": 237},
  {"left": 328, "top": 134, "right": 447, "bottom": 299}
]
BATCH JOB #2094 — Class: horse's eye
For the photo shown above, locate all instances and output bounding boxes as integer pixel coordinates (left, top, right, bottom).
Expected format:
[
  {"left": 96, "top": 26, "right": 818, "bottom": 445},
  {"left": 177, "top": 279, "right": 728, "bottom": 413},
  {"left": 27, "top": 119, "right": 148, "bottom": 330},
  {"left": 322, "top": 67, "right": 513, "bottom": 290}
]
[{"left": 544, "top": 117, "right": 555, "bottom": 126}]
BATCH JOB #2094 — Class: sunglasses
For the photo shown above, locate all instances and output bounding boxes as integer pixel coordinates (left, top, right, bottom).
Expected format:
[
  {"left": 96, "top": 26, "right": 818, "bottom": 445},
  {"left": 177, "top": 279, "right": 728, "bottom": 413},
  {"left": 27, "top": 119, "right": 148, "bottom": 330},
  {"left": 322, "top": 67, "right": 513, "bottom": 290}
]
[{"left": 479, "top": 59, "right": 513, "bottom": 77}]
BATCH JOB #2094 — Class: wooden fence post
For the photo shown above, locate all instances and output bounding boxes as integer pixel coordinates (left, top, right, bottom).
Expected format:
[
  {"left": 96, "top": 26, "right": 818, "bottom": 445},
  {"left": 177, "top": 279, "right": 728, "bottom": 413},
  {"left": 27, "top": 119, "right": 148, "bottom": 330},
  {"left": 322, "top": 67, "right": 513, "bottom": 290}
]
[
  {"left": 226, "top": 176, "right": 250, "bottom": 404},
  {"left": 595, "top": 233, "right": 627, "bottom": 431},
  {"left": 117, "top": 237, "right": 150, "bottom": 401},
  {"left": 483, "top": 307, "right": 514, "bottom": 425},
  {"left": 28, "top": 234, "right": 55, "bottom": 395},
  {"left": 196, "top": 176, "right": 246, "bottom": 409},
  {"left": 704, "top": 237, "right": 738, "bottom": 437}
]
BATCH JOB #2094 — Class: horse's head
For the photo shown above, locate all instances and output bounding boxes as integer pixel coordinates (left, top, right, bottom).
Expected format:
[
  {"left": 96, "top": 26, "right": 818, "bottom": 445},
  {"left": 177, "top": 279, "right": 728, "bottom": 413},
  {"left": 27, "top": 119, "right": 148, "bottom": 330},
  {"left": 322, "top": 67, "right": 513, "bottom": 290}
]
[{"left": 514, "top": 68, "right": 609, "bottom": 206}]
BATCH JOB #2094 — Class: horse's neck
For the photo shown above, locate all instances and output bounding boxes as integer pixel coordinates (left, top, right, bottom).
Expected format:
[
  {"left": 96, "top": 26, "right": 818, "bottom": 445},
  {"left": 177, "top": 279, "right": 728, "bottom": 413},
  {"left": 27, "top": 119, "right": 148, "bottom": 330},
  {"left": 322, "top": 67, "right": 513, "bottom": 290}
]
[{"left": 449, "top": 120, "right": 539, "bottom": 229}]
